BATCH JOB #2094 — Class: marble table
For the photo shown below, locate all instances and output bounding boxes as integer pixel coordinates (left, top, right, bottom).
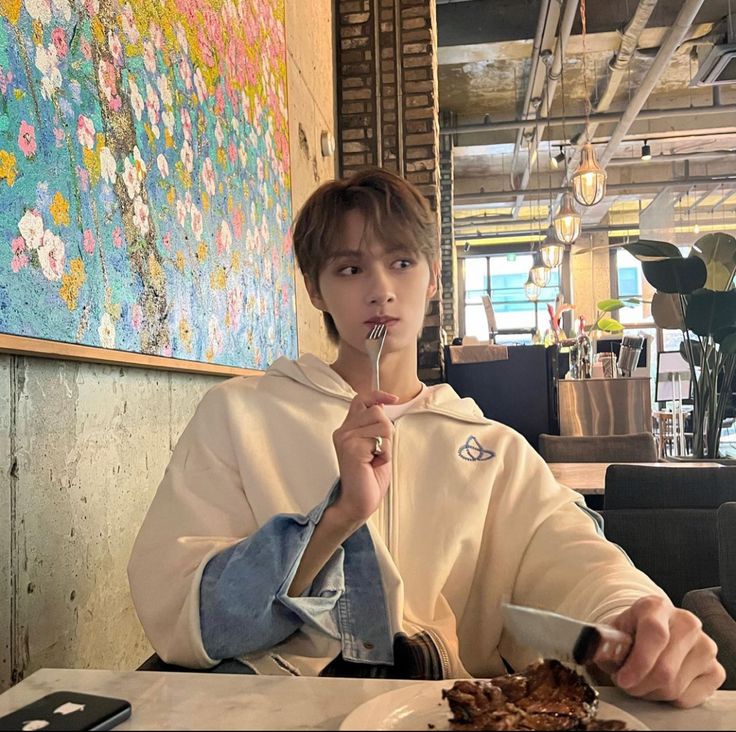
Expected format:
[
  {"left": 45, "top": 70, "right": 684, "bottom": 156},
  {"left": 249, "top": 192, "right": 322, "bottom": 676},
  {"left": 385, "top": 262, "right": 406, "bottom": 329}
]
[
  {"left": 0, "top": 668, "right": 734, "bottom": 730},
  {"left": 548, "top": 462, "right": 716, "bottom": 495}
]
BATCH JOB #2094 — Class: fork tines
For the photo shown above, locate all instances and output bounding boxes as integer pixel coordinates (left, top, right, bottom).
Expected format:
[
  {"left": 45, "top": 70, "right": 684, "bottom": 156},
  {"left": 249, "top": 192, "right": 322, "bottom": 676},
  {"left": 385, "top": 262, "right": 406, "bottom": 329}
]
[{"left": 368, "top": 323, "right": 386, "bottom": 340}]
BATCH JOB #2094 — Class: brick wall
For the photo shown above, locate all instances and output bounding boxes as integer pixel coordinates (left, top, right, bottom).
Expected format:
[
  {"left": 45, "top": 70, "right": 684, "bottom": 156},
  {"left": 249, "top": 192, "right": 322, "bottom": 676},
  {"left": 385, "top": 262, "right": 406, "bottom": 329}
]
[{"left": 336, "top": 0, "right": 443, "bottom": 383}]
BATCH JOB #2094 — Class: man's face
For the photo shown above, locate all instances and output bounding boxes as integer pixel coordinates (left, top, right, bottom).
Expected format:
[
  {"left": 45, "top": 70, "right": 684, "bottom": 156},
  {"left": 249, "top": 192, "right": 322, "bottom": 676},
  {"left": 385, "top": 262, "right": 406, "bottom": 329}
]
[{"left": 307, "top": 209, "right": 437, "bottom": 355}]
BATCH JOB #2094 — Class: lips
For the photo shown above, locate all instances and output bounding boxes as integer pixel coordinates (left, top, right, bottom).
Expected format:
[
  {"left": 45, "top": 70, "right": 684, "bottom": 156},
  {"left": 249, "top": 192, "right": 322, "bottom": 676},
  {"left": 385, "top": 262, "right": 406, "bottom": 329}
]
[{"left": 365, "top": 316, "right": 399, "bottom": 326}]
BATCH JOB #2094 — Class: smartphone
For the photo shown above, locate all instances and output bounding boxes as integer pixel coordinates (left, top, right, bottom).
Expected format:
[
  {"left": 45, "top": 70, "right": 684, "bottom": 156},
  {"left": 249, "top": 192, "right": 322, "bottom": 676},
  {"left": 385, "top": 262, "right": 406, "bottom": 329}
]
[{"left": 0, "top": 691, "right": 131, "bottom": 731}]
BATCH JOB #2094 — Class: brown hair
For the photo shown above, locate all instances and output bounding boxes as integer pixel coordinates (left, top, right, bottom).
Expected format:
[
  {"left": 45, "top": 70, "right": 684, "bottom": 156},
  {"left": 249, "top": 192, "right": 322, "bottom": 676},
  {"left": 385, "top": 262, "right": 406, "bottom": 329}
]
[{"left": 292, "top": 167, "right": 438, "bottom": 342}]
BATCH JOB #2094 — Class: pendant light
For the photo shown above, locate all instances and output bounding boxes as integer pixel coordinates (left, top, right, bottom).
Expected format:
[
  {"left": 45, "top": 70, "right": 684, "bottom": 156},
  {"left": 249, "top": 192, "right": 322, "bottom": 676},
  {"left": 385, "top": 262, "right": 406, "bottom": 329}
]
[
  {"left": 571, "top": 0, "right": 606, "bottom": 207},
  {"left": 530, "top": 251, "right": 551, "bottom": 288},
  {"left": 572, "top": 142, "right": 606, "bottom": 206},
  {"left": 540, "top": 226, "right": 564, "bottom": 268},
  {"left": 524, "top": 273, "right": 541, "bottom": 301},
  {"left": 553, "top": 191, "right": 581, "bottom": 244}
]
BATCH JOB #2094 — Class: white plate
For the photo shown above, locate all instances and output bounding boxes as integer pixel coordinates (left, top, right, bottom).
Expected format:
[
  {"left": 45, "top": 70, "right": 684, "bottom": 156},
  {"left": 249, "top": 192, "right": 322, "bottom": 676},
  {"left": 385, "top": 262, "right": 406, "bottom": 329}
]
[{"left": 339, "top": 681, "right": 649, "bottom": 731}]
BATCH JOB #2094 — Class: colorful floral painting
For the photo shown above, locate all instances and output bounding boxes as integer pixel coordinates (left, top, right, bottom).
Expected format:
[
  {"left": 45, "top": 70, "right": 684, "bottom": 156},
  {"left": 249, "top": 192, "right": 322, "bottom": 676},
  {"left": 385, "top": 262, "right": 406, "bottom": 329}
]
[{"left": 0, "top": 0, "right": 295, "bottom": 369}]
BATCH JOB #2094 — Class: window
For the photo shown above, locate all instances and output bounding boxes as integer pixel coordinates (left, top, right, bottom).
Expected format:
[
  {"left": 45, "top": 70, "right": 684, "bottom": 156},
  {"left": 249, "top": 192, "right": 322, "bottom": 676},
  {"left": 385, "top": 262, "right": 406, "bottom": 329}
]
[
  {"left": 463, "top": 253, "right": 560, "bottom": 342},
  {"left": 615, "top": 245, "right": 690, "bottom": 325},
  {"left": 615, "top": 248, "right": 645, "bottom": 323}
]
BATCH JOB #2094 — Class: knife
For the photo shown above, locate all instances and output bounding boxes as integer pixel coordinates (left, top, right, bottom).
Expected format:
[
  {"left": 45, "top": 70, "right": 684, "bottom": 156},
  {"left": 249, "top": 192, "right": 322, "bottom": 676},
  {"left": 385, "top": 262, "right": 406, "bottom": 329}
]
[{"left": 501, "top": 602, "right": 633, "bottom": 673}]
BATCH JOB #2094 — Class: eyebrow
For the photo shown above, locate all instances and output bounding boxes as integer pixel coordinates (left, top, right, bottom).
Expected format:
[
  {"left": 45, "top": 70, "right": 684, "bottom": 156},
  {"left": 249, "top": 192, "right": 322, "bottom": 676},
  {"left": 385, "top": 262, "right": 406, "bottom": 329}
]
[
  {"left": 328, "top": 249, "right": 364, "bottom": 260},
  {"left": 327, "top": 244, "right": 414, "bottom": 261}
]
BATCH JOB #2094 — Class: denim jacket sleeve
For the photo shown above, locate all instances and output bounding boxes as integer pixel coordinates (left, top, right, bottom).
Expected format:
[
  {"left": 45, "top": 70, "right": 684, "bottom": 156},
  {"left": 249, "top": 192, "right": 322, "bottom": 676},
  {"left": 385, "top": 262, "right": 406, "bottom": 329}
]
[{"left": 200, "top": 482, "right": 346, "bottom": 660}]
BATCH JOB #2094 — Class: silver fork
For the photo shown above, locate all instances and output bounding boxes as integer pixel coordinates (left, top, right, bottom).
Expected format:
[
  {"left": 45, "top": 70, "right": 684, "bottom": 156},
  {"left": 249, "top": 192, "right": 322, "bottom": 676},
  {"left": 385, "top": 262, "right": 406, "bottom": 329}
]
[{"left": 365, "top": 323, "right": 387, "bottom": 455}]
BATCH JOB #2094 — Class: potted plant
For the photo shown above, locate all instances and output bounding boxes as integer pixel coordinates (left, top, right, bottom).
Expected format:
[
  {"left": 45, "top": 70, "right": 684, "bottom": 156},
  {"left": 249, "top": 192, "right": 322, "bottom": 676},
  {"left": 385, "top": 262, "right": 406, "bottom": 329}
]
[
  {"left": 624, "top": 233, "right": 736, "bottom": 458},
  {"left": 588, "top": 297, "right": 642, "bottom": 336}
]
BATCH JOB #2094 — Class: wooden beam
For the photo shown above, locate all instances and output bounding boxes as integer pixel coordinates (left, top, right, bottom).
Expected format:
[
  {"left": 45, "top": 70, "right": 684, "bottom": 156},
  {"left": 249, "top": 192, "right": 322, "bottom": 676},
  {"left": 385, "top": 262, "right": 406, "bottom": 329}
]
[{"left": 0, "top": 334, "right": 262, "bottom": 377}]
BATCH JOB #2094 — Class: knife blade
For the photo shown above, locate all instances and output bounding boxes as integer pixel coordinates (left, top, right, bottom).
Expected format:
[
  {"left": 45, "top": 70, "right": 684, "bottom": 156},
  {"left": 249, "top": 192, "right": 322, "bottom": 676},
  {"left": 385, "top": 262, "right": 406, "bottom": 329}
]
[{"left": 501, "top": 603, "right": 633, "bottom": 673}]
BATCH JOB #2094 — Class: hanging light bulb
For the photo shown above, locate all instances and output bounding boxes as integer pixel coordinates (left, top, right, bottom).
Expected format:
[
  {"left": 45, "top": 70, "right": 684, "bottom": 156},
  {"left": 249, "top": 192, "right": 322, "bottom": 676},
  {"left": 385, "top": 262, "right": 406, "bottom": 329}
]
[
  {"left": 553, "top": 192, "right": 582, "bottom": 244},
  {"left": 524, "top": 273, "right": 541, "bottom": 302},
  {"left": 530, "top": 251, "right": 551, "bottom": 288},
  {"left": 540, "top": 226, "right": 564, "bottom": 268},
  {"left": 572, "top": 142, "right": 607, "bottom": 206},
  {"left": 640, "top": 140, "right": 652, "bottom": 161}
]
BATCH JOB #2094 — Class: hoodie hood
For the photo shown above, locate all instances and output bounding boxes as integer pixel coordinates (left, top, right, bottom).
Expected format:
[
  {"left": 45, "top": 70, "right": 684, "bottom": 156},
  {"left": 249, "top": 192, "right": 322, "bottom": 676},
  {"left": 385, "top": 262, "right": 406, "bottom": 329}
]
[{"left": 267, "top": 353, "right": 489, "bottom": 425}]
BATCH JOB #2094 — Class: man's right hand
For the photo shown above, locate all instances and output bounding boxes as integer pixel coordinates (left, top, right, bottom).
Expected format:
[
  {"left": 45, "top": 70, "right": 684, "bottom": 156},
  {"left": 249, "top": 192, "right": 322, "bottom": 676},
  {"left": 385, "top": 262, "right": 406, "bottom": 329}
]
[{"left": 330, "top": 390, "right": 398, "bottom": 526}]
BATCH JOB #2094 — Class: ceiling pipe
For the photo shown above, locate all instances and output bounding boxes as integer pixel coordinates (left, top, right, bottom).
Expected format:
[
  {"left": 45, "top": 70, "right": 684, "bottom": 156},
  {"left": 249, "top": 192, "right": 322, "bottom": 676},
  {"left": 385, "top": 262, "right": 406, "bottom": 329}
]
[
  {"left": 598, "top": 0, "right": 707, "bottom": 167},
  {"left": 439, "top": 103, "right": 736, "bottom": 135},
  {"left": 508, "top": 0, "right": 559, "bottom": 188},
  {"left": 510, "top": 0, "right": 580, "bottom": 218},
  {"left": 455, "top": 218, "right": 736, "bottom": 243},
  {"left": 454, "top": 174, "right": 736, "bottom": 205},
  {"left": 582, "top": 0, "right": 660, "bottom": 136},
  {"left": 609, "top": 0, "right": 661, "bottom": 72},
  {"left": 455, "top": 215, "right": 519, "bottom": 226},
  {"left": 457, "top": 225, "right": 643, "bottom": 242},
  {"left": 608, "top": 150, "right": 736, "bottom": 165}
]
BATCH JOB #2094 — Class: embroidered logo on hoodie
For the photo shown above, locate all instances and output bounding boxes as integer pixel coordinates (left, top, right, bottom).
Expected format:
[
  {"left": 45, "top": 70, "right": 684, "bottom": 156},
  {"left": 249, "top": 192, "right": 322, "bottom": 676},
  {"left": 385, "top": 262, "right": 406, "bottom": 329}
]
[{"left": 458, "top": 436, "right": 495, "bottom": 462}]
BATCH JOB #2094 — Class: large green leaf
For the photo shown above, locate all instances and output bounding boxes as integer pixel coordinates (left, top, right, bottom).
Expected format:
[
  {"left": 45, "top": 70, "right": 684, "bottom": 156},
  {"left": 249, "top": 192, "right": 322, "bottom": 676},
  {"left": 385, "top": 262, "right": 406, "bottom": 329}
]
[
  {"left": 642, "top": 257, "right": 707, "bottom": 294},
  {"left": 651, "top": 291, "right": 685, "bottom": 330},
  {"left": 720, "top": 332, "right": 736, "bottom": 354},
  {"left": 624, "top": 240, "right": 683, "bottom": 261},
  {"left": 596, "top": 316, "right": 624, "bottom": 332},
  {"left": 684, "top": 289, "right": 736, "bottom": 337},
  {"left": 689, "top": 232, "right": 736, "bottom": 291},
  {"left": 716, "top": 326, "right": 736, "bottom": 345},
  {"left": 597, "top": 298, "right": 627, "bottom": 312}
]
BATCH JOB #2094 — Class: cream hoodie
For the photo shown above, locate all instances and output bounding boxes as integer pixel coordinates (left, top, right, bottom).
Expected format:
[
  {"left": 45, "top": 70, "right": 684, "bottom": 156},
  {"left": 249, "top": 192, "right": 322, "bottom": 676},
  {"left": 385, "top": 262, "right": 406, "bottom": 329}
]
[{"left": 128, "top": 353, "right": 665, "bottom": 676}]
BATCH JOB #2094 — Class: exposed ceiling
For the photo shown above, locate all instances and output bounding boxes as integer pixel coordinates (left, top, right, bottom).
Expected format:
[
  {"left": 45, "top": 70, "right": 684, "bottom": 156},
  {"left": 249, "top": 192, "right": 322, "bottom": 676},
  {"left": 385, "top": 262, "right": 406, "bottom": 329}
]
[{"left": 436, "top": 0, "right": 736, "bottom": 250}]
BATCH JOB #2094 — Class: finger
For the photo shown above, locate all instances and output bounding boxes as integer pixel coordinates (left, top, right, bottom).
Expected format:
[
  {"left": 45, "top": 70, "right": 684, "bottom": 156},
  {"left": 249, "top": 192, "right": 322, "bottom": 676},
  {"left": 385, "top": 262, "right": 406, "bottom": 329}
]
[
  {"left": 618, "top": 612, "right": 704, "bottom": 698},
  {"left": 346, "top": 394, "right": 369, "bottom": 417},
  {"left": 349, "top": 423, "right": 394, "bottom": 441},
  {"left": 337, "top": 426, "right": 393, "bottom": 465},
  {"left": 361, "top": 390, "right": 400, "bottom": 407},
  {"left": 347, "top": 405, "right": 394, "bottom": 430},
  {"left": 371, "top": 435, "right": 392, "bottom": 466},
  {"left": 371, "top": 389, "right": 400, "bottom": 404},
  {"left": 666, "top": 633, "right": 721, "bottom": 703},
  {"left": 671, "top": 663, "right": 726, "bottom": 709},
  {"left": 613, "top": 609, "right": 671, "bottom": 689}
]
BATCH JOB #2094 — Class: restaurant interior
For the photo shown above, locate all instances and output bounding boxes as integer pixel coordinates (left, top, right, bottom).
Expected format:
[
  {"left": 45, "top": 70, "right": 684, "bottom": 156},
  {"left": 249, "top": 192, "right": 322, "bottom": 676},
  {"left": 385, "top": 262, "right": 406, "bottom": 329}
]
[{"left": 1, "top": 0, "right": 736, "bottom": 728}]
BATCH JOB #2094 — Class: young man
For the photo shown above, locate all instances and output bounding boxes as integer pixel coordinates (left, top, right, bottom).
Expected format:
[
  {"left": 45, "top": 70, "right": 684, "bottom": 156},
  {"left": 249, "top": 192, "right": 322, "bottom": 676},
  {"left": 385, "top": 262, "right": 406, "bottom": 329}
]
[{"left": 128, "top": 168, "right": 724, "bottom": 706}]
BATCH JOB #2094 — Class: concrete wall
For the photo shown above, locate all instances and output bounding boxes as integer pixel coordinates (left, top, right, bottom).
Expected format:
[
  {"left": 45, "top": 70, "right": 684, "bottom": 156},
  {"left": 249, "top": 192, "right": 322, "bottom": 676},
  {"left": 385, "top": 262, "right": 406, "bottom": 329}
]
[
  {"left": 287, "top": 0, "right": 338, "bottom": 362},
  {"left": 0, "top": 0, "right": 336, "bottom": 691}
]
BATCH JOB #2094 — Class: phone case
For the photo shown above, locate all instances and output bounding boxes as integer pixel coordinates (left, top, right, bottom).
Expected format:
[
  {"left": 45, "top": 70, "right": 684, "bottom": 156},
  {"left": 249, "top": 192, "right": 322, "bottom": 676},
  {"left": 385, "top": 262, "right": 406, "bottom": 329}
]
[{"left": 0, "top": 691, "right": 131, "bottom": 731}]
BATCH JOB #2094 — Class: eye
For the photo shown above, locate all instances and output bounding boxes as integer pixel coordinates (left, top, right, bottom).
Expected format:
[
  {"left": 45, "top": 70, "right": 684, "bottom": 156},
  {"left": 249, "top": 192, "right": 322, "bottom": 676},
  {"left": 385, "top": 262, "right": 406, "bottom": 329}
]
[
  {"left": 337, "top": 265, "right": 360, "bottom": 276},
  {"left": 393, "top": 258, "right": 414, "bottom": 269}
]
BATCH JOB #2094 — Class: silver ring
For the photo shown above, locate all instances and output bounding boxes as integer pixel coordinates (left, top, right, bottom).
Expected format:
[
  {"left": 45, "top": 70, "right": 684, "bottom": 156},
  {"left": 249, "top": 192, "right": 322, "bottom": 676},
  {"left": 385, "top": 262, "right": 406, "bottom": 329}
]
[{"left": 373, "top": 436, "right": 383, "bottom": 455}]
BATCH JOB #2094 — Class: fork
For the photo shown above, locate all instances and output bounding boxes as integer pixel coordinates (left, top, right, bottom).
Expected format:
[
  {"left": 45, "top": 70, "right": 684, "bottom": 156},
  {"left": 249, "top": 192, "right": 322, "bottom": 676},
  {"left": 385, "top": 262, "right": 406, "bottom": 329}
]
[{"left": 365, "top": 323, "right": 387, "bottom": 455}]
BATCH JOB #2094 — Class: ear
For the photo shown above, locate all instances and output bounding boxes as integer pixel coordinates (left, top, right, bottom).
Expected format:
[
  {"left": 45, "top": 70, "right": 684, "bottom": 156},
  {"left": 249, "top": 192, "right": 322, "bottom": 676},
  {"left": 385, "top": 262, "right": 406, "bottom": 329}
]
[
  {"left": 426, "top": 260, "right": 439, "bottom": 299},
  {"left": 304, "top": 275, "right": 327, "bottom": 312}
]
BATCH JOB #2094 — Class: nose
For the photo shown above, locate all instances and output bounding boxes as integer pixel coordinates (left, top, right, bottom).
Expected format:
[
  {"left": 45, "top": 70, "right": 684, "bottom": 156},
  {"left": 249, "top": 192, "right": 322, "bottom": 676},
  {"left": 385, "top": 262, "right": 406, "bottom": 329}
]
[{"left": 366, "top": 269, "right": 396, "bottom": 306}]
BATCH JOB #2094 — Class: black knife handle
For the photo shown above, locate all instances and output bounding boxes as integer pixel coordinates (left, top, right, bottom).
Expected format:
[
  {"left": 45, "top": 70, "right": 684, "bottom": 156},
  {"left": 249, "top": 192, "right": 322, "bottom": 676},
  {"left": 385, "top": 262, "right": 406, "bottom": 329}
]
[{"left": 573, "top": 625, "right": 633, "bottom": 672}]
